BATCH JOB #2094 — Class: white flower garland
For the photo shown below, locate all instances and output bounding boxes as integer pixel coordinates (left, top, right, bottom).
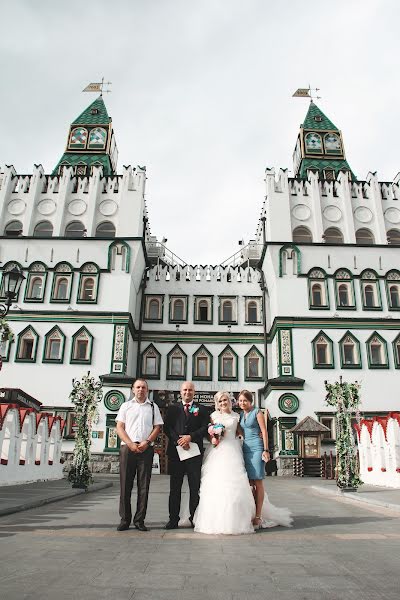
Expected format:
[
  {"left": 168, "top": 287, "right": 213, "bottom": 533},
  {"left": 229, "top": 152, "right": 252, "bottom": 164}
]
[{"left": 68, "top": 372, "right": 103, "bottom": 489}]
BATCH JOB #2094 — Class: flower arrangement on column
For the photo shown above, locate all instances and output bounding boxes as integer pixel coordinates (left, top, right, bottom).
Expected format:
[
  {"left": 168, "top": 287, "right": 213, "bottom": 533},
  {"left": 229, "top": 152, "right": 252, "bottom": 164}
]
[
  {"left": 68, "top": 372, "right": 103, "bottom": 489},
  {"left": 325, "top": 376, "right": 362, "bottom": 491}
]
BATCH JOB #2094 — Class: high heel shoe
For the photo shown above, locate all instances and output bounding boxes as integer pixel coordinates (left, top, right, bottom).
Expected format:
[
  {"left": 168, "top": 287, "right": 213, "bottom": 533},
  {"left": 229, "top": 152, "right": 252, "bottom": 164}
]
[{"left": 252, "top": 516, "right": 262, "bottom": 530}]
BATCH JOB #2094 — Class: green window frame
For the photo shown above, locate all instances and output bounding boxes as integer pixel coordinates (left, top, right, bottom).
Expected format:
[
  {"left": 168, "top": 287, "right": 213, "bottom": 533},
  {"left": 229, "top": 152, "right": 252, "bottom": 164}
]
[
  {"left": 339, "top": 331, "right": 362, "bottom": 369},
  {"left": 15, "top": 325, "right": 39, "bottom": 363},
  {"left": 385, "top": 270, "right": 400, "bottom": 311},
  {"left": 193, "top": 345, "right": 213, "bottom": 381},
  {"left": 360, "top": 270, "right": 382, "bottom": 311},
  {"left": 70, "top": 326, "right": 93, "bottom": 364},
  {"left": 308, "top": 268, "right": 329, "bottom": 310},
  {"left": 51, "top": 263, "right": 73, "bottom": 303},
  {"left": 108, "top": 241, "right": 131, "bottom": 272},
  {"left": 105, "top": 414, "right": 121, "bottom": 452},
  {"left": 77, "top": 263, "right": 100, "bottom": 304},
  {"left": 334, "top": 269, "right": 356, "bottom": 310},
  {"left": 366, "top": 332, "right": 389, "bottom": 369},
  {"left": 24, "top": 262, "right": 47, "bottom": 303},
  {"left": 141, "top": 344, "right": 161, "bottom": 379},
  {"left": 312, "top": 331, "right": 334, "bottom": 369},
  {"left": 169, "top": 296, "right": 189, "bottom": 324},
  {"left": 218, "top": 345, "right": 238, "bottom": 381},
  {"left": 194, "top": 296, "right": 213, "bottom": 324},
  {"left": 166, "top": 344, "right": 187, "bottom": 380},
  {"left": 244, "top": 345, "right": 263, "bottom": 381},
  {"left": 43, "top": 326, "right": 66, "bottom": 364},
  {"left": 392, "top": 333, "right": 400, "bottom": 369}
]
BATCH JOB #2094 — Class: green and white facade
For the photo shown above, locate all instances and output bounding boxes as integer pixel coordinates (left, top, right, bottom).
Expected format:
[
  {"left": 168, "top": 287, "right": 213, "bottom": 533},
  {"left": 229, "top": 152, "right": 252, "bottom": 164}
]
[{"left": 1, "top": 97, "right": 399, "bottom": 468}]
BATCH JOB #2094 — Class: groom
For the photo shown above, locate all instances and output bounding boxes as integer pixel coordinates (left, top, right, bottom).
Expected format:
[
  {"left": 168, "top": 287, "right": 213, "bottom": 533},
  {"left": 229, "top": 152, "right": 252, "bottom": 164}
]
[{"left": 164, "top": 381, "right": 208, "bottom": 529}]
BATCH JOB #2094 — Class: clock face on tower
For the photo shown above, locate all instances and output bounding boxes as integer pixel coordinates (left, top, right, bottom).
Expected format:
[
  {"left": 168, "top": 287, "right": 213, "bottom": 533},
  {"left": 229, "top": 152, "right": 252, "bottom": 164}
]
[{"left": 305, "top": 132, "right": 323, "bottom": 154}]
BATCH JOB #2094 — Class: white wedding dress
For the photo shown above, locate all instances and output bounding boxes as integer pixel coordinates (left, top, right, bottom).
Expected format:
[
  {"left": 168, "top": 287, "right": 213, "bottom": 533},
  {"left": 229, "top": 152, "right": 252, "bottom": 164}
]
[{"left": 193, "top": 411, "right": 293, "bottom": 535}]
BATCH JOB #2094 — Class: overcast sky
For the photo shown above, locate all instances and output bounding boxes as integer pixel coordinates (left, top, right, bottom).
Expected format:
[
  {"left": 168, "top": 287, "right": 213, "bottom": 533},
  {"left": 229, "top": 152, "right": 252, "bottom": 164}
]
[{"left": 1, "top": 0, "right": 399, "bottom": 264}]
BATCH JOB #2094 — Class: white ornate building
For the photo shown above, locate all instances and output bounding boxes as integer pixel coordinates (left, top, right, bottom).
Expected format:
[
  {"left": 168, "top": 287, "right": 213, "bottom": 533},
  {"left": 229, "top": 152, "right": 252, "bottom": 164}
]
[{"left": 1, "top": 96, "right": 399, "bottom": 473}]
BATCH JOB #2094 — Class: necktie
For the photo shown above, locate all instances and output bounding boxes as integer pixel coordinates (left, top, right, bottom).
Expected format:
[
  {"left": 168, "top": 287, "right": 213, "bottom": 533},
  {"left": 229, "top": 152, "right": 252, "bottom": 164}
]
[{"left": 184, "top": 403, "right": 190, "bottom": 415}]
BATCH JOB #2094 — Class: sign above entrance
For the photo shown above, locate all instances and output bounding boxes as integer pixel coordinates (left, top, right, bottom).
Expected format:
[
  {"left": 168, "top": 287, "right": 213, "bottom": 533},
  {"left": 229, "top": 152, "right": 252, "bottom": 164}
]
[{"left": 151, "top": 390, "right": 242, "bottom": 408}]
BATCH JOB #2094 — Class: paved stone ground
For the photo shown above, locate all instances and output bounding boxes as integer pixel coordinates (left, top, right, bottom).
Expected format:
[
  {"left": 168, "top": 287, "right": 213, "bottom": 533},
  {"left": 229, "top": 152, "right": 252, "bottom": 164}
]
[{"left": 0, "top": 475, "right": 399, "bottom": 600}]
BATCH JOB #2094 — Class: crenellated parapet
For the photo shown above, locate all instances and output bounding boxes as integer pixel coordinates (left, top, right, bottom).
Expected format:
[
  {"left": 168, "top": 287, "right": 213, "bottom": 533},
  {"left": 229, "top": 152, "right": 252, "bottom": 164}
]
[
  {"left": 146, "top": 264, "right": 262, "bottom": 285},
  {"left": 356, "top": 413, "right": 400, "bottom": 488}
]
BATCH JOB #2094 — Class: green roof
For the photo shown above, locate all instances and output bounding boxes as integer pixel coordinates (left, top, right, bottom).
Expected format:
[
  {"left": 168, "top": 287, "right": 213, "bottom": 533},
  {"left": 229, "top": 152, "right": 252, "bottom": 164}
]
[
  {"left": 302, "top": 102, "right": 338, "bottom": 131},
  {"left": 72, "top": 96, "right": 110, "bottom": 125},
  {"left": 52, "top": 153, "right": 112, "bottom": 176},
  {"left": 299, "top": 158, "right": 356, "bottom": 180}
]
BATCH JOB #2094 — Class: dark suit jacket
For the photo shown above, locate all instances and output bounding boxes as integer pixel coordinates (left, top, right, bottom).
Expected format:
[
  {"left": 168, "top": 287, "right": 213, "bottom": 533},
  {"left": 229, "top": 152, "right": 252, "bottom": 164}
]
[{"left": 164, "top": 403, "right": 209, "bottom": 460}]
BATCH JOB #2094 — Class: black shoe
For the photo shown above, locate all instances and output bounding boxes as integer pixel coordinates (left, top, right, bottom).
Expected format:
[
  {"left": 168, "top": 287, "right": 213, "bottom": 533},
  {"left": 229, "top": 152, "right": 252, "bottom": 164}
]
[
  {"left": 165, "top": 520, "right": 179, "bottom": 530},
  {"left": 189, "top": 518, "right": 195, "bottom": 529},
  {"left": 117, "top": 522, "right": 130, "bottom": 531},
  {"left": 134, "top": 522, "right": 149, "bottom": 532}
]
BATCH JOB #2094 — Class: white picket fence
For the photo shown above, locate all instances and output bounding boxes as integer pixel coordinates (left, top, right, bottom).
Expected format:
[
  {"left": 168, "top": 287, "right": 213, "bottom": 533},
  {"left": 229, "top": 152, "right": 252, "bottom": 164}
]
[
  {"left": 0, "top": 404, "right": 64, "bottom": 485},
  {"left": 356, "top": 413, "right": 400, "bottom": 488}
]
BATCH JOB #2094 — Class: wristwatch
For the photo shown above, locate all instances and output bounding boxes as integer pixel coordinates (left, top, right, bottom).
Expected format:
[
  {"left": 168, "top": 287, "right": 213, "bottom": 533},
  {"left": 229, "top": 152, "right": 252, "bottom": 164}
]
[{"left": 146, "top": 439, "right": 155, "bottom": 447}]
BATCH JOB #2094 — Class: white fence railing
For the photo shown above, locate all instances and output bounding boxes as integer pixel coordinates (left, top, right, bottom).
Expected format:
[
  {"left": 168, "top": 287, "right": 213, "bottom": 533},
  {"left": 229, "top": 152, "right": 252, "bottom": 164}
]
[
  {"left": 356, "top": 413, "right": 400, "bottom": 488},
  {"left": 0, "top": 404, "right": 64, "bottom": 485}
]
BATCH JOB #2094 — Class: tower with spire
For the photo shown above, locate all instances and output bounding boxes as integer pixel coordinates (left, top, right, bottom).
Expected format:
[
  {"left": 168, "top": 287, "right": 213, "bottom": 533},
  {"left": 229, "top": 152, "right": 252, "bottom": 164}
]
[{"left": 53, "top": 96, "right": 118, "bottom": 177}]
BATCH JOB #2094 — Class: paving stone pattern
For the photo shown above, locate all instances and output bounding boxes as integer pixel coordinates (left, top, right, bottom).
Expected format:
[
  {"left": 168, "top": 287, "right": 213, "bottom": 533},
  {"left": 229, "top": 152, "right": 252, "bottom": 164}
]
[{"left": 0, "top": 476, "right": 399, "bottom": 600}]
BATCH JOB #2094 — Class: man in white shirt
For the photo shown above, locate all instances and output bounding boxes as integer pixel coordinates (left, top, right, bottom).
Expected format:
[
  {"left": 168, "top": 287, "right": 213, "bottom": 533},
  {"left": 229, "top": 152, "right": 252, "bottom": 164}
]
[{"left": 115, "top": 378, "right": 163, "bottom": 531}]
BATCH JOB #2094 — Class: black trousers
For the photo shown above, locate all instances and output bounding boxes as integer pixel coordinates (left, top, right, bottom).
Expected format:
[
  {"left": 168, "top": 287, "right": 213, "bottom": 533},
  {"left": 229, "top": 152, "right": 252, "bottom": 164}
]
[
  {"left": 119, "top": 445, "right": 154, "bottom": 526},
  {"left": 168, "top": 455, "right": 202, "bottom": 523}
]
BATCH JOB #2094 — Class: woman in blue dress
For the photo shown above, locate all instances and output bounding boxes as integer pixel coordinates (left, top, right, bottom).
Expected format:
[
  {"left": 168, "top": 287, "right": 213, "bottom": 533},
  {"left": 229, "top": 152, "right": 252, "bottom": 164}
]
[{"left": 239, "top": 389, "right": 270, "bottom": 528}]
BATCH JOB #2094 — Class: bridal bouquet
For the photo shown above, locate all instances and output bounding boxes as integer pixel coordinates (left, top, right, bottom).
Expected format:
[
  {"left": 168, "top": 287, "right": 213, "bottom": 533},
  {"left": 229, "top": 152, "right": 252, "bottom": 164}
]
[{"left": 208, "top": 423, "right": 225, "bottom": 447}]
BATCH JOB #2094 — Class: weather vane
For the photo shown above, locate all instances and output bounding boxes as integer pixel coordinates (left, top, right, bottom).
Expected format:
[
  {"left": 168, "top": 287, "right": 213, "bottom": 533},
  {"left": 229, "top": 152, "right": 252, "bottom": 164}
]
[
  {"left": 292, "top": 85, "right": 321, "bottom": 102},
  {"left": 82, "top": 77, "right": 112, "bottom": 95}
]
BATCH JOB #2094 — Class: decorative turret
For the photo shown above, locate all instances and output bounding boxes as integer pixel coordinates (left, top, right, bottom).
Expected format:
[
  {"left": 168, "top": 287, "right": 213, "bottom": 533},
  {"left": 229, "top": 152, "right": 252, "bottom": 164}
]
[
  {"left": 53, "top": 96, "right": 118, "bottom": 177},
  {"left": 292, "top": 102, "right": 355, "bottom": 181}
]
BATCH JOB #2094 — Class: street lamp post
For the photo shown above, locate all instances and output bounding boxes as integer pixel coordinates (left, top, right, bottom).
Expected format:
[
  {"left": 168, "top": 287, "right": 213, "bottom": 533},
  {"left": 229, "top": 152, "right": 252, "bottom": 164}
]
[{"left": 0, "top": 267, "right": 25, "bottom": 318}]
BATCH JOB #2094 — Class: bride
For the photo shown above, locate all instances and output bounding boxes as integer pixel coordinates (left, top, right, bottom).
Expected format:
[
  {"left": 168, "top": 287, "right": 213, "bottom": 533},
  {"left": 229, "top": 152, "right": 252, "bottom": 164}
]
[{"left": 193, "top": 391, "right": 292, "bottom": 535}]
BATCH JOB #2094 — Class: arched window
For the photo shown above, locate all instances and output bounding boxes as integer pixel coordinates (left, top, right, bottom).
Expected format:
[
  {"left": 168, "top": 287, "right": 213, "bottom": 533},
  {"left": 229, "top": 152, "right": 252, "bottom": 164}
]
[
  {"left": 245, "top": 346, "right": 263, "bottom": 380},
  {"left": 221, "top": 300, "right": 233, "bottom": 322},
  {"left": 30, "top": 277, "right": 42, "bottom": 299},
  {"left": 96, "top": 221, "right": 116, "bottom": 238},
  {"left": 171, "top": 298, "right": 186, "bottom": 322},
  {"left": 195, "top": 298, "right": 211, "bottom": 323},
  {"left": 312, "top": 332, "right": 334, "bottom": 368},
  {"left": 364, "top": 284, "right": 375, "bottom": 308},
  {"left": 4, "top": 220, "right": 23, "bottom": 236},
  {"left": 324, "top": 133, "right": 342, "bottom": 154},
  {"left": 43, "top": 326, "right": 65, "bottom": 363},
  {"left": 387, "top": 229, "right": 400, "bottom": 245},
  {"left": 340, "top": 332, "right": 361, "bottom": 368},
  {"left": 24, "top": 262, "right": 47, "bottom": 302},
  {"left": 393, "top": 334, "right": 400, "bottom": 368},
  {"left": 356, "top": 228, "right": 374, "bottom": 245},
  {"left": 246, "top": 300, "right": 259, "bottom": 323},
  {"left": 167, "top": 345, "right": 186, "bottom": 379},
  {"left": 71, "top": 327, "right": 93, "bottom": 364},
  {"left": 308, "top": 269, "right": 328, "bottom": 307},
  {"left": 78, "top": 263, "right": 99, "bottom": 303},
  {"left": 338, "top": 284, "right": 349, "bottom": 307},
  {"left": 219, "top": 346, "right": 237, "bottom": 380},
  {"left": 334, "top": 270, "right": 355, "bottom": 309},
  {"left": 293, "top": 226, "right": 312, "bottom": 243},
  {"left": 389, "top": 285, "right": 400, "bottom": 308},
  {"left": 88, "top": 127, "right": 107, "bottom": 149},
  {"left": 16, "top": 326, "right": 38, "bottom": 362},
  {"left": 305, "top": 132, "right": 323, "bottom": 153},
  {"left": 65, "top": 221, "right": 86, "bottom": 238},
  {"left": 69, "top": 127, "right": 87, "bottom": 148},
  {"left": 324, "top": 227, "right": 344, "bottom": 244},
  {"left": 360, "top": 270, "right": 380, "bottom": 310},
  {"left": 141, "top": 345, "right": 160, "bottom": 378},
  {"left": 193, "top": 346, "right": 212, "bottom": 380},
  {"left": 33, "top": 221, "right": 53, "bottom": 237},
  {"left": 82, "top": 278, "right": 95, "bottom": 300},
  {"left": 311, "top": 283, "right": 323, "bottom": 306},
  {"left": 145, "top": 296, "right": 162, "bottom": 321},
  {"left": 367, "top": 333, "right": 388, "bottom": 368},
  {"left": 51, "top": 263, "right": 73, "bottom": 302}
]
